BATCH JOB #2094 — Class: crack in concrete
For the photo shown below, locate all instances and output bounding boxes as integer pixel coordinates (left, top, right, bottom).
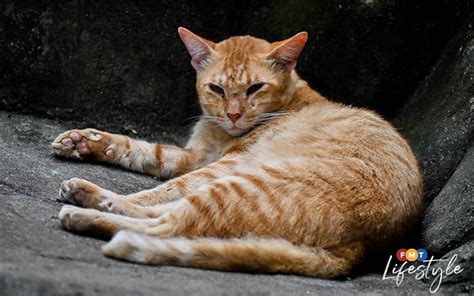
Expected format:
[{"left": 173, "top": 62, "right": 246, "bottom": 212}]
[
  {"left": 0, "top": 180, "right": 56, "bottom": 203},
  {"left": 37, "top": 253, "right": 98, "bottom": 265},
  {"left": 0, "top": 181, "right": 38, "bottom": 199}
]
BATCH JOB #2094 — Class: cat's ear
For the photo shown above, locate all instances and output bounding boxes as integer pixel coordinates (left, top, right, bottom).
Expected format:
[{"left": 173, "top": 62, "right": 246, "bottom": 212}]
[
  {"left": 267, "top": 32, "right": 308, "bottom": 72},
  {"left": 178, "top": 27, "right": 216, "bottom": 71}
]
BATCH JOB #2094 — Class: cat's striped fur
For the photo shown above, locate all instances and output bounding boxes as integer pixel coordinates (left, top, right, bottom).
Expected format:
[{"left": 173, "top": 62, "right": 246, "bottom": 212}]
[{"left": 52, "top": 28, "right": 423, "bottom": 277}]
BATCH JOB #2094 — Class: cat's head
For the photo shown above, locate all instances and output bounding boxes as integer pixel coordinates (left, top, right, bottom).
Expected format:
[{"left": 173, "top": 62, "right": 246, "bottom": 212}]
[{"left": 178, "top": 27, "right": 308, "bottom": 136}]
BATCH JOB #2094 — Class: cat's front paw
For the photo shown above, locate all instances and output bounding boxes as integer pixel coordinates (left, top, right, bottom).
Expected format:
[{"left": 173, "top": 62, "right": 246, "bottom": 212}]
[
  {"left": 51, "top": 129, "right": 111, "bottom": 160},
  {"left": 59, "top": 178, "right": 104, "bottom": 208}
]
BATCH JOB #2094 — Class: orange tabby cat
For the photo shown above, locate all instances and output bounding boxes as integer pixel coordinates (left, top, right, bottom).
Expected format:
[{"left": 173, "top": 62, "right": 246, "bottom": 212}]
[{"left": 52, "top": 27, "right": 423, "bottom": 278}]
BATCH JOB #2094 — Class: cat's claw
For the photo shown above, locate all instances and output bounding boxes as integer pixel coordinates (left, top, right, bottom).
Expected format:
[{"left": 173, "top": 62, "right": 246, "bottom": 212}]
[{"left": 52, "top": 129, "right": 109, "bottom": 159}]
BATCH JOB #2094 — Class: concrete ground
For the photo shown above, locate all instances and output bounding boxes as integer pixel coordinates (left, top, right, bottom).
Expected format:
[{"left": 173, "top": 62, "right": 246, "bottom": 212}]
[{"left": 0, "top": 111, "right": 440, "bottom": 296}]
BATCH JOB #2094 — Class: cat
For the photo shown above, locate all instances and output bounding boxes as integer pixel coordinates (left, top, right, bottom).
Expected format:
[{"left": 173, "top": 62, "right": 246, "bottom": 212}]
[{"left": 51, "top": 27, "right": 423, "bottom": 278}]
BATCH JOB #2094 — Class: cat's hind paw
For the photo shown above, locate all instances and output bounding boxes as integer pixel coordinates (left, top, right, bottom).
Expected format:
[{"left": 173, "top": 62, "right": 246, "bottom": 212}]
[
  {"left": 59, "top": 178, "right": 103, "bottom": 207},
  {"left": 58, "top": 205, "right": 108, "bottom": 234},
  {"left": 58, "top": 205, "right": 91, "bottom": 232}
]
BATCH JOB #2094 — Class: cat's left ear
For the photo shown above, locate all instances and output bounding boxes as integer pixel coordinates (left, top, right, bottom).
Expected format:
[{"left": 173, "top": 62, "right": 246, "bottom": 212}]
[
  {"left": 267, "top": 32, "right": 308, "bottom": 72},
  {"left": 178, "top": 27, "right": 216, "bottom": 71}
]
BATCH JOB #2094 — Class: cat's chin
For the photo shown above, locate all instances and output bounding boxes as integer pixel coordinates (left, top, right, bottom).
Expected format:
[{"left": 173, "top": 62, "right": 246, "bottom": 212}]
[{"left": 225, "top": 126, "right": 248, "bottom": 137}]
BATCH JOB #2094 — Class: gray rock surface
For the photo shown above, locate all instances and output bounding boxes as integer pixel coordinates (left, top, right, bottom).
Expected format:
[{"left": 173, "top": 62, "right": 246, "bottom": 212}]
[
  {"left": 0, "top": 112, "right": 437, "bottom": 295},
  {"left": 1, "top": 0, "right": 472, "bottom": 132},
  {"left": 0, "top": 1, "right": 236, "bottom": 133},
  {"left": 422, "top": 144, "right": 474, "bottom": 256},
  {"left": 393, "top": 22, "right": 474, "bottom": 202},
  {"left": 429, "top": 241, "right": 474, "bottom": 294},
  {"left": 392, "top": 21, "right": 473, "bottom": 294}
]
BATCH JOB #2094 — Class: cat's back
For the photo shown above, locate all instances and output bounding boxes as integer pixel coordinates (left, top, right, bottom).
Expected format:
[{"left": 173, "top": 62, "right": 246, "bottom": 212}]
[
  {"left": 243, "top": 101, "right": 423, "bottom": 244},
  {"left": 252, "top": 101, "right": 414, "bottom": 165}
]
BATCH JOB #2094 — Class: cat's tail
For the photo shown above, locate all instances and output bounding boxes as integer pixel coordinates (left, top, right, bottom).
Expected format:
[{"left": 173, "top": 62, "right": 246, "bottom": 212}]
[{"left": 102, "top": 231, "right": 364, "bottom": 278}]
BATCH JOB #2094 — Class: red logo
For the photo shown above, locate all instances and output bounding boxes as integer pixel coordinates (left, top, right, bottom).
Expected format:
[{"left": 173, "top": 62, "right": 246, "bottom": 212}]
[{"left": 396, "top": 248, "right": 407, "bottom": 261}]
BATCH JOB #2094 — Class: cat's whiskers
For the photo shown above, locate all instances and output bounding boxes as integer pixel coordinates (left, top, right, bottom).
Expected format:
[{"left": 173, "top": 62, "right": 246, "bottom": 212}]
[
  {"left": 199, "top": 115, "right": 225, "bottom": 127},
  {"left": 256, "top": 111, "right": 292, "bottom": 124},
  {"left": 183, "top": 115, "right": 223, "bottom": 128},
  {"left": 184, "top": 115, "right": 206, "bottom": 123}
]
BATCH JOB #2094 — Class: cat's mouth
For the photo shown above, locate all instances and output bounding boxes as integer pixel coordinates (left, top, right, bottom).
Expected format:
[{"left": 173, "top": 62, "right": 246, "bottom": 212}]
[
  {"left": 226, "top": 126, "right": 246, "bottom": 137},
  {"left": 220, "top": 118, "right": 255, "bottom": 137}
]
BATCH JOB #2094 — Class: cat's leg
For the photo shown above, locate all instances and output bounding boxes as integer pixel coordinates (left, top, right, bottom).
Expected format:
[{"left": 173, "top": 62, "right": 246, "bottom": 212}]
[
  {"left": 52, "top": 120, "right": 230, "bottom": 178},
  {"left": 57, "top": 157, "right": 239, "bottom": 217},
  {"left": 102, "top": 233, "right": 365, "bottom": 278},
  {"left": 58, "top": 174, "right": 365, "bottom": 278},
  {"left": 60, "top": 201, "right": 365, "bottom": 278},
  {"left": 58, "top": 205, "right": 170, "bottom": 239},
  {"left": 59, "top": 173, "right": 268, "bottom": 238},
  {"left": 123, "top": 157, "right": 239, "bottom": 206},
  {"left": 52, "top": 128, "right": 198, "bottom": 177},
  {"left": 58, "top": 178, "right": 155, "bottom": 218}
]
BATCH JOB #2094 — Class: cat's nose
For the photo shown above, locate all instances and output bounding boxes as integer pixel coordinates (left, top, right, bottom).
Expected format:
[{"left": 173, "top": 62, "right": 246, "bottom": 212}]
[{"left": 227, "top": 112, "right": 242, "bottom": 123}]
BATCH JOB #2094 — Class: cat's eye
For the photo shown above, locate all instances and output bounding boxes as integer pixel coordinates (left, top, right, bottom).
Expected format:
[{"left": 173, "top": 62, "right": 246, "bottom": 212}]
[
  {"left": 246, "top": 83, "right": 264, "bottom": 96},
  {"left": 209, "top": 84, "right": 225, "bottom": 97}
]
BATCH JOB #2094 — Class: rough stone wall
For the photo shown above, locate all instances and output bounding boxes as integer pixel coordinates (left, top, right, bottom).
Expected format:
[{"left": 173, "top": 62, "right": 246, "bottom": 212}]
[{"left": 1, "top": 1, "right": 471, "bottom": 133}]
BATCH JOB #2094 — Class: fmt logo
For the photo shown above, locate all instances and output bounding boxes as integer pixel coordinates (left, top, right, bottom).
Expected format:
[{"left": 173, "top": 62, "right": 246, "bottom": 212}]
[{"left": 396, "top": 248, "right": 428, "bottom": 262}]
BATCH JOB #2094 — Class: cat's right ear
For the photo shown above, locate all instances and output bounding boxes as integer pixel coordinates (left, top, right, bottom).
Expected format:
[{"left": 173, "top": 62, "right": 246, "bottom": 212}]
[{"left": 178, "top": 27, "right": 216, "bottom": 71}]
